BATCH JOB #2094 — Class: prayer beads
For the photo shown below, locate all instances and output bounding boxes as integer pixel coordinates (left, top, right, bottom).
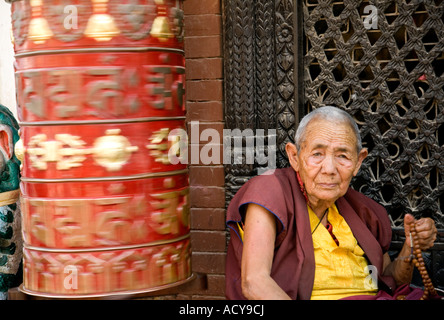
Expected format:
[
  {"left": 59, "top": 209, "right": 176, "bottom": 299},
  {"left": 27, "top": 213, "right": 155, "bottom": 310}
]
[{"left": 404, "top": 220, "right": 437, "bottom": 300}]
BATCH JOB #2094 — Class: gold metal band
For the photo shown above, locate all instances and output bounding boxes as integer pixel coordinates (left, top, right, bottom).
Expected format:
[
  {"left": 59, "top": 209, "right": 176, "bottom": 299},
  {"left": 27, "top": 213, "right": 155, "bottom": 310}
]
[
  {"left": 15, "top": 46, "right": 184, "bottom": 58},
  {"left": 20, "top": 168, "right": 188, "bottom": 183},
  {"left": 23, "top": 233, "right": 190, "bottom": 253},
  {"left": 19, "top": 116, "right": 186, "bottom": 127},
  {"left": 19, "top": 274, "right": 195, "bottom": 299}
]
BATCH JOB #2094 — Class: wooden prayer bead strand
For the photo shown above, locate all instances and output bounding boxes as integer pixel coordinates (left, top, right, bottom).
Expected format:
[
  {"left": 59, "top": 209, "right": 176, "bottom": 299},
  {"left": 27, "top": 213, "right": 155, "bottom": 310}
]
[{"left": 408, "top": 220, "right": 437, "bottom": 299}]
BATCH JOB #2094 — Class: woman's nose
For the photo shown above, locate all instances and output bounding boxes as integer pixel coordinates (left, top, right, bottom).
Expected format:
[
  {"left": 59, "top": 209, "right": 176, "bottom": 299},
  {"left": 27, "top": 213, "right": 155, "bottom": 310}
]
[{"left": 320, "top": 155, "right": 337, "bottom": 174}]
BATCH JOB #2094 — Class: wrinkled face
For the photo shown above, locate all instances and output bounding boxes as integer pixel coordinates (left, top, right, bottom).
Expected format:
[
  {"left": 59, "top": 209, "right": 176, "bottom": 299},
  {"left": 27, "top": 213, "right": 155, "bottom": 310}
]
[{"left": 287, "top": 118, "right": 368, "bottom": 205}]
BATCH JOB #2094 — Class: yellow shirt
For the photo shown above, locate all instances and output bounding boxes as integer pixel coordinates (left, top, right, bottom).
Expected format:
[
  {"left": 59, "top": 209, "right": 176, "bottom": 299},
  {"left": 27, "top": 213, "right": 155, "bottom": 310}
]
[{"left": 309, "top": 204, "right": 378, "bottom": 300}]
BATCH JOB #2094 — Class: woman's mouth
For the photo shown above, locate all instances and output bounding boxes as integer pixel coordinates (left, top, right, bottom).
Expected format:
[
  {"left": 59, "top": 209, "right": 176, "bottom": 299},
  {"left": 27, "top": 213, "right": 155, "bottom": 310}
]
[{"left": 317, "top": 183, "right": 338, "bottom": 189}]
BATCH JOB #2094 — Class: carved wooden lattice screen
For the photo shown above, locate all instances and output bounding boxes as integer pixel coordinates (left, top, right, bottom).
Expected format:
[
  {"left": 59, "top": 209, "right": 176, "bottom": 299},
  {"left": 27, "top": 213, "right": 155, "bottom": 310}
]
[
  {"left": 224, "top": 0, "right": 444, "bottom": 290},
  {"left": 304, "top": 0, "right": 444, "bottom": 229},
  {"left": 303, "top": 0, "right": 444, "bottom": 290}
]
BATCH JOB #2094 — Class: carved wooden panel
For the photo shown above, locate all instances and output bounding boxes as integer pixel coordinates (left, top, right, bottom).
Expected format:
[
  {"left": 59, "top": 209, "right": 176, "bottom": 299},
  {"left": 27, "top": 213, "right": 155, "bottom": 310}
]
[{"left": 223, "top": 0, "right": 300, "bottom": 204}]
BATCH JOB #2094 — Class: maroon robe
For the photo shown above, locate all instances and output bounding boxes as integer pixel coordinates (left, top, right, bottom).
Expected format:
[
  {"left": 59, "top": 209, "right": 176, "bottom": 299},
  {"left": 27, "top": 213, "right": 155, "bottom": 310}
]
[{"left": 225, "top": 167, "right": 396, "bottom": 300}]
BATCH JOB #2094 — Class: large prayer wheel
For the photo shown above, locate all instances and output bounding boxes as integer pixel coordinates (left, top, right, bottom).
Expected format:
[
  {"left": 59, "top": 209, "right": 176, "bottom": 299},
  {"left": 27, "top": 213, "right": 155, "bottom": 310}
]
[{"left": 8, "top": 0, "right": 190, "bottom": 298}]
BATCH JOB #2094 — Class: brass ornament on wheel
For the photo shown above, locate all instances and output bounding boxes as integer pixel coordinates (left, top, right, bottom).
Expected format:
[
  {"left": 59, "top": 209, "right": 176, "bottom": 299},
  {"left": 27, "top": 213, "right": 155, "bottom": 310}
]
[
  {"left": 26, "top": 133, "right": 92, "bottom": 170},
  {"left": 92, "top": 129, "right": 139, "bottom": 171}
]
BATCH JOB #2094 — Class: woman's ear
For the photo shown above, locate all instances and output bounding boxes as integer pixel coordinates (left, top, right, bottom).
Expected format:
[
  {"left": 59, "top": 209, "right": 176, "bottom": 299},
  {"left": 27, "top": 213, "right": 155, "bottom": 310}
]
[
  {"left": 285, "top": 142, "right": 299, "bottom": 172},
  {"left": 353, "top": 147, "right": 368, "bottom": 176}
]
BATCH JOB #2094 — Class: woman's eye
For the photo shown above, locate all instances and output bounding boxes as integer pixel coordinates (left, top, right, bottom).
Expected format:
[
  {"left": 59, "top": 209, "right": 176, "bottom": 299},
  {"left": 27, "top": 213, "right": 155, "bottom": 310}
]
[{"left": 337, "top": 154, "right": 352, "bottom": 161}]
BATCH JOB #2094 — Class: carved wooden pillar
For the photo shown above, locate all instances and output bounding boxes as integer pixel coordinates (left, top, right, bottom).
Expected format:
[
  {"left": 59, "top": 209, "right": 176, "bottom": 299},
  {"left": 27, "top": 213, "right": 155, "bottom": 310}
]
[{"left": 223, "top": 0, "right": 303, "bottom": 204}]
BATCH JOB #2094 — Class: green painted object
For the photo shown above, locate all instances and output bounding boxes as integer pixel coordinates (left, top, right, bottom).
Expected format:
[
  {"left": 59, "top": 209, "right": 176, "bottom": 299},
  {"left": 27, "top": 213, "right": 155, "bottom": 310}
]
[{"left": 0, "top": 104, "right": 22, "bottom": 299}]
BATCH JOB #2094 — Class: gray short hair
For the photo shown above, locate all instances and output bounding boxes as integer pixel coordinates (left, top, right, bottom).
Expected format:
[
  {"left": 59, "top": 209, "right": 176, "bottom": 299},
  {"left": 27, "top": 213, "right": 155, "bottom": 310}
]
[{"left": 294, "top": 106, "right": 362, "bottom": 153}]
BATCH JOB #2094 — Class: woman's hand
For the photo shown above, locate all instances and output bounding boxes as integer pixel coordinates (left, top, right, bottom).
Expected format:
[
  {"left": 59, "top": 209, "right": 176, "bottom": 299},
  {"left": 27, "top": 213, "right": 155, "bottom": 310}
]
[
  {"left": 404, "top": 213, "right": 437, "bottom": 251},
  {"left": 383, "top": 214, "right": 437, "bottom": 286}
]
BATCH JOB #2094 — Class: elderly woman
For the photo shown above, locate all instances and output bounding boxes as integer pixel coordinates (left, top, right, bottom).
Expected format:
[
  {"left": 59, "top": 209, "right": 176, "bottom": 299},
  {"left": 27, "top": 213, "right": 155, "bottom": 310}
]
[{"left": 225, "top": 106, "right": 437, "bottom": 300}]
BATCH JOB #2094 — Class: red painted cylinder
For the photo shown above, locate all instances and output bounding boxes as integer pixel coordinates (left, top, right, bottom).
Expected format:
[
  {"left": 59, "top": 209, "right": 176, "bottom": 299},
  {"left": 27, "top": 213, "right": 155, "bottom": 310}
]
[{"left": 10, "top": 0, "right": 190, "bottom": 298}]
